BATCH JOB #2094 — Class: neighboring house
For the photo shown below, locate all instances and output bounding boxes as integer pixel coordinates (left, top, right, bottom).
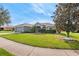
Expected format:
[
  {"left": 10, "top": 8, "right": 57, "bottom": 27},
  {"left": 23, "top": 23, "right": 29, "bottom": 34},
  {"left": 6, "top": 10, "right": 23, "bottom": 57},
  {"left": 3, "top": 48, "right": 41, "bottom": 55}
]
[
  {"left": 34, "top": 22, "right": 56, "bottom": 33},
  {"left": 14, "top": 23, "right": 33, "bottom": 33},
  {"left": 3, "top": 26, "right": 14, "bottom": 31},
  {"left": 0, "top": 26, "right": 14, "bottom": 31}
]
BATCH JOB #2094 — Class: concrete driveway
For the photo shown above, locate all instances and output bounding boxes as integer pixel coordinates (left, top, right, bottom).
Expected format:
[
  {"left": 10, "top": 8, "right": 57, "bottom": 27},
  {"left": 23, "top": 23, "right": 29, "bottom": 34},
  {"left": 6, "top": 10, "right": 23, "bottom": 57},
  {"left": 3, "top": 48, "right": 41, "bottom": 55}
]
[{"left": 0, "top": 37, "right": 79, "bottom": 56}]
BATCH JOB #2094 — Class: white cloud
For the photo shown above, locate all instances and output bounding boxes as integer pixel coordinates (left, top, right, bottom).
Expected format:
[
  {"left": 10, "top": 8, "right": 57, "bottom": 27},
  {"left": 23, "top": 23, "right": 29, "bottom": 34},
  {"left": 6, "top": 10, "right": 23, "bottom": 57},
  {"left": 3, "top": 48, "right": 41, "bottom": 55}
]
[
  {"left": 29, "top": 20, "right": 53, "bottom": 24},
  {"left": 31, "top": 3, "right": 52, "bottom": 16},
  {"left": 31, "top": 4, "right": 46, "bottom": 15}
]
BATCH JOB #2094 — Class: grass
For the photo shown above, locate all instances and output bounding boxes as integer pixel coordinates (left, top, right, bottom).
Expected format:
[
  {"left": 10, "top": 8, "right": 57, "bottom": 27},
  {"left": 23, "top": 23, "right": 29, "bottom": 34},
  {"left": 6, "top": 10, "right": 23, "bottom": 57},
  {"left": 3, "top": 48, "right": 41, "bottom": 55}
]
[
  {"left": 1, "top": 33, "right": 79, "bottom": 49},
  {"left": 70, "top": 33, "right": 79, "bottom": 40},
  {"left": 61, "top": 32, "right": 79, "bottom": 40},
  {"left": 0, "top": 30, "right": 12, "bottom": 33},
  {"left": 60, "top": 32, "right": 79, "bottom": 49},
  {"left": 0, "top": 48, "right": 14, "bottom": 56}
]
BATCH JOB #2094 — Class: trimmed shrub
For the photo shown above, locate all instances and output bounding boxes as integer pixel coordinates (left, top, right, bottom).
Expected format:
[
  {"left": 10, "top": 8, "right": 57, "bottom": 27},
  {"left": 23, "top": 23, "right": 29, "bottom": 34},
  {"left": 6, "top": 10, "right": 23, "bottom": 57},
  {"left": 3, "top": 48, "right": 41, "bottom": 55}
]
[
  {"left": 45, "top": 30, "right": 56, "bottom": 33},
  {"left": 39, "top": 29, "right": 56, "bottom": 33}
]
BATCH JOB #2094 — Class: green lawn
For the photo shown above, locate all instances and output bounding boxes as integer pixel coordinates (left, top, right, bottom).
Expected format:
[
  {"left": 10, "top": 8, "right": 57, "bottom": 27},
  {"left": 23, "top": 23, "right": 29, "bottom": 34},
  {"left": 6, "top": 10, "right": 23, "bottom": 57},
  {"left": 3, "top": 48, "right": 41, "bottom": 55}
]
[
  {"left": 1, "top": 33, "right": 79, "bottom": 49},
  {"left": 70, "top": 33, "right": 79, "bottom": 40},
  {"left": 61, "top": 32, "right": 79, "bottom": 40},
  {"left": 0, "top": 30, "right": 12, "bottom": 33},
  {"left": 0, "top": 48, "right": 14, "bottom": 56}
]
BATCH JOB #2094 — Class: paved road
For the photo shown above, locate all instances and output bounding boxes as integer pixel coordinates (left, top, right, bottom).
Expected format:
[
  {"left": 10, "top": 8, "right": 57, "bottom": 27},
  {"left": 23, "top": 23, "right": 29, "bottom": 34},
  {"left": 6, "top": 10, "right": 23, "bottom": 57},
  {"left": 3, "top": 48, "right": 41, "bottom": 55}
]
[{"left": 0, "top": 37, "right": 79, "bottom": 56}]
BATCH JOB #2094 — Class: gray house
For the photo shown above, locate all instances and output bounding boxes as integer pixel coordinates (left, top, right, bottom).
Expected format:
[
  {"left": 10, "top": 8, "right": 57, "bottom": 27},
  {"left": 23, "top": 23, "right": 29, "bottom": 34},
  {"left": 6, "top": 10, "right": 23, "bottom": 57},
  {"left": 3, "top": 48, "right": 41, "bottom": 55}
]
[
  {"left": 14, "top": 22, "right": 56, "bottom": 33},
  {"left": 14, "top": 23, "right": 33, "bottom": 33},
  {"left": 34, "top": 22, "right": 56, "bottom": 33}
]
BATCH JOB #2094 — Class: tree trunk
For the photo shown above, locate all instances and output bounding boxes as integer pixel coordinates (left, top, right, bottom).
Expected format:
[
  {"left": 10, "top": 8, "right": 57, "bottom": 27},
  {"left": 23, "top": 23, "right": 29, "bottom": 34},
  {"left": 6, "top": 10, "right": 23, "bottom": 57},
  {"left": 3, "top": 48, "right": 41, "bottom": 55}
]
[{"left": 66, "top": 31, "right": 70, "bottom": 37}]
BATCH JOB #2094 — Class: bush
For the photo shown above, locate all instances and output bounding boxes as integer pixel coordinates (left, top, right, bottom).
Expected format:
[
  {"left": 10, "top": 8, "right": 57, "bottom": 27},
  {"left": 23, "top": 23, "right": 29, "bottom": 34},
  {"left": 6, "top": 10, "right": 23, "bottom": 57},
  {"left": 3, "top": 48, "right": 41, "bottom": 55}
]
[
  {"left": 45, "top": 30, "right": 56, "bottom": 33},
  {"left": 39, "top": 29, "right": 56, "bottom": 33},
  {"left": 39, "top": 29, "right": 46, "bottom": 33},
  {"left": 22, "top": 31, "right": 32, "bottom": 33}
]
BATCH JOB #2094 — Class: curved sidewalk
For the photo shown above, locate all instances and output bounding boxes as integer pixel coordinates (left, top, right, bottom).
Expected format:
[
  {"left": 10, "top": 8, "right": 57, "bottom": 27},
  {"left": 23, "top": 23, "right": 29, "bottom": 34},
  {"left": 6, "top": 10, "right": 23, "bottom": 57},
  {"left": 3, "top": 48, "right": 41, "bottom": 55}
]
[{"left": 0, "top": 37, "right": 79, "bottom": 56}]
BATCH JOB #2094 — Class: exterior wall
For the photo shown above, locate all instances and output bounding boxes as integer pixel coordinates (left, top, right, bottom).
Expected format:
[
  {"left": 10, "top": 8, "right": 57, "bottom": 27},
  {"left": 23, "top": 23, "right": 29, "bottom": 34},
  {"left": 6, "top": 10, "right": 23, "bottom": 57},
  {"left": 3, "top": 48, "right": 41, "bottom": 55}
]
[
  {"left": 15, "top": 27, "right": 24, "bottom": 33},
  {"left": 35, "top": 26, "right": 41, "bottom": 33},
  {"left": 24, "top": 26, "right": 32, "bottom": 32},
  {"left": 46, "top": 26, "right": 53, "bottom": 30},
  {"left": 15, "top": 26, "right": 32, "bottom": 33}
]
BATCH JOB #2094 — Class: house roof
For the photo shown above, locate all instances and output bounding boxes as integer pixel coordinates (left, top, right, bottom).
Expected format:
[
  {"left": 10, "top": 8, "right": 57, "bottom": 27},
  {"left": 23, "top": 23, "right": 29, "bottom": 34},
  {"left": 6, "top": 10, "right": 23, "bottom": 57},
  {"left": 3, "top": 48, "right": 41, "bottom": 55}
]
[
  {"left": 15, "top": 23, "right": 55, "bottom": 29},
  {"left": 0, "top": 26, "right": 14, "bottom": 28},
  {"left": 15, "top": 23, "right": 33, "bottom": 27},
  {"left": 35, "top": 22, "right": 54, "bottom": 26}
]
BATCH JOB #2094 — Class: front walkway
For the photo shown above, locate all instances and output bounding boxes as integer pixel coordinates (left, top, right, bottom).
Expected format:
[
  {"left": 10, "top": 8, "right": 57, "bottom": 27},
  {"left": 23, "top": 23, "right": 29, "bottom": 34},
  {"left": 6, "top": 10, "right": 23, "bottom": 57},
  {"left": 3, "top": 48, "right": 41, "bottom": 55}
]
[{"left": 0, "top": 37, "right": 79, "bottom": 56}]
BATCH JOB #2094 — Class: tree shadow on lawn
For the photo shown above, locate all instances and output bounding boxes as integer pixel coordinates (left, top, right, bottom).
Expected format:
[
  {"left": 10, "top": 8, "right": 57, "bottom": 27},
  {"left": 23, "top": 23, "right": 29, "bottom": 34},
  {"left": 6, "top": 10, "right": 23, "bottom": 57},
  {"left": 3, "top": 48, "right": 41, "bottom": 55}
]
[
  {"left": 64, "top": 40, "right": 79, "bottom": 54},
  {"left": 64, "top": 40, "right": 79, "bottom": 50},
  {"left": 61, "top": 32, "right": 79, "bottom": 49}
]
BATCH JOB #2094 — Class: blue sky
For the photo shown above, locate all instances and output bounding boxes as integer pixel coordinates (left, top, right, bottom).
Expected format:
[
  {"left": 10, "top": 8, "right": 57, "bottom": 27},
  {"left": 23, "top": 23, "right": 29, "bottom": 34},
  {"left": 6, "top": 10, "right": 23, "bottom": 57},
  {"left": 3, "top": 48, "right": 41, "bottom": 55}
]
[{"left": 1, "top": 3, "right": 56, "bottom": 25}]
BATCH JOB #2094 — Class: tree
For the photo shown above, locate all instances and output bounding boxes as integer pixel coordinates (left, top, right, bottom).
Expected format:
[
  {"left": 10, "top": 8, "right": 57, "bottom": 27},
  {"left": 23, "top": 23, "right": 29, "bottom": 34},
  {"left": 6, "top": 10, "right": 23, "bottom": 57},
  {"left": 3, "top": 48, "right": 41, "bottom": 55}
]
[
  {"left": 0, "top": 6, "right": 10, "bottom": 26},
  {"left": 53, "top": 3, "right": 79, "bottom": 37}
]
